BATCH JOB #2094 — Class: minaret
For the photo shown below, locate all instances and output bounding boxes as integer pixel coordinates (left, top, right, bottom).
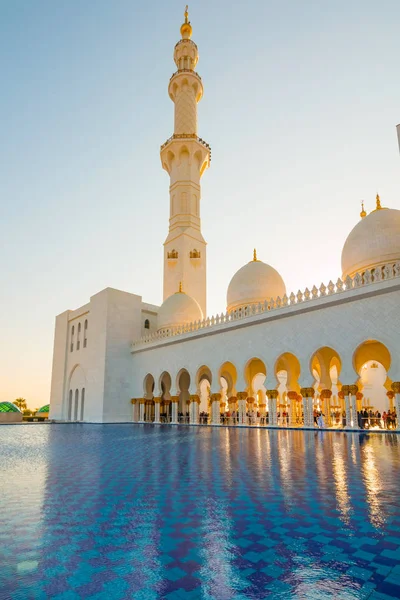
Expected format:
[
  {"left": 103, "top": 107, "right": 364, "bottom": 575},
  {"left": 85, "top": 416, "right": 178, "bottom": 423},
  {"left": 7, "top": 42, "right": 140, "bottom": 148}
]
[{"left": 160, "top": 6, "right": 210, "bottom": 315}]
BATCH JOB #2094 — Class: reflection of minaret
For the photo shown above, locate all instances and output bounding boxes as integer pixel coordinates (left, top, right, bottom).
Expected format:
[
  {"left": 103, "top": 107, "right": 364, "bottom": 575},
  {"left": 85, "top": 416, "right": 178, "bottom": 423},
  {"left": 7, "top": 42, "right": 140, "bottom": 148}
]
[{"left": 160, "top": 6, "right": 210, "bottom": 315}]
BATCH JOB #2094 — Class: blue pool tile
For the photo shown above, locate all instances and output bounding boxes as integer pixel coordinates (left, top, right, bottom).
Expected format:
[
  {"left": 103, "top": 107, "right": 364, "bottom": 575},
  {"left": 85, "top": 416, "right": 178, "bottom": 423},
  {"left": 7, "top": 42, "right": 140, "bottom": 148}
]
[{"left": 1, "top": 425, "right": 400, "bottom": 600}]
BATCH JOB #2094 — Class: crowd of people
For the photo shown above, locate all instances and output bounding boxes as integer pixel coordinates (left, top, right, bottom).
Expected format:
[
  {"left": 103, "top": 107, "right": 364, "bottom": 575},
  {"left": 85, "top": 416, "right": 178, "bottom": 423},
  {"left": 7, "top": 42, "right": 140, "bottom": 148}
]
[{"left": 158, "top": 406, "right": 397, "bottom": 429}]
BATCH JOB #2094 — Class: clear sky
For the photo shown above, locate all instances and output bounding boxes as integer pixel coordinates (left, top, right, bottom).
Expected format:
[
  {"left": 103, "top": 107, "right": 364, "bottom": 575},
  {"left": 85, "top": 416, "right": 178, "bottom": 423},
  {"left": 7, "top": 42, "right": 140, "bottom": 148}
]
[{"left": 1, "top": 0, "right": 399, "bottom": 408}]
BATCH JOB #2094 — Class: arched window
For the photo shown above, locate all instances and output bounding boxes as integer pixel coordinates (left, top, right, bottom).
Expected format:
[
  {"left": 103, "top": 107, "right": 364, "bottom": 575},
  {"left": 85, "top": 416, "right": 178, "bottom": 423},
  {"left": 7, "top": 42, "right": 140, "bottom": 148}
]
[
  {"left": 77, "top": 322, "right": 81, "bottom": 350},
  {"left": 70, "top": 326, "right": 75, "bottom": 353},
  {"left": 84, "top": 319, "right": 88, "bottom": 348},
  {"left": 144, "top": 319, "right": 150, "bottom": 330},
  {"left": 68, "top": 390, "right": 73, "bottom": 421},
  {"left": 80, "top": 388, "right": 85, "bottom": 421},
  {"left": 74, "top": 389, "right": 79, "bottom": 421}
]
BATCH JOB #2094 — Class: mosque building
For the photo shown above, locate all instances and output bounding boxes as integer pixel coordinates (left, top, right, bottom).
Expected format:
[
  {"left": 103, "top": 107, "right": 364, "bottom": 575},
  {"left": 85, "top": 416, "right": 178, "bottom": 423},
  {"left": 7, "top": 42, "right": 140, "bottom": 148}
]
[{"left": 49, "top": 9, "right": 400, "bottom": 430}]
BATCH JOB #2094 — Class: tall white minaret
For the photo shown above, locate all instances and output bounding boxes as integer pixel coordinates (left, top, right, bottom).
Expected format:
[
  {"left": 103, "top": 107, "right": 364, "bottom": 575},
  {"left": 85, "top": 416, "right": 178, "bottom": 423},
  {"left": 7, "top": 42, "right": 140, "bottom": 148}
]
[{"left": 160, "top": 6, "right": 210, "bottom": 315}]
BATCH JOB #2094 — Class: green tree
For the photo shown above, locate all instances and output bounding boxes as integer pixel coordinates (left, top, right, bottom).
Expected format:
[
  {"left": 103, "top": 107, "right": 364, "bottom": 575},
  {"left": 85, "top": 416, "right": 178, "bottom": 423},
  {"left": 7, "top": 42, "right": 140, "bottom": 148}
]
[{"left": 13, "top": 398, "right": 27, "bottom": 412}]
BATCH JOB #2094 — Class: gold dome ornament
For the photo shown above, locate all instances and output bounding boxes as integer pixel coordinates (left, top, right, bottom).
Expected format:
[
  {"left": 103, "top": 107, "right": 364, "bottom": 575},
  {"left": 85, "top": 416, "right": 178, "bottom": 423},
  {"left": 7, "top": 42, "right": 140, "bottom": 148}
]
[
  {"left": 360, "top": 201, "right": 366, "bottom": 219},
  {"left": 253, "top": 248, "right": 259, "bottom": 262},
  {"left": 180, "top": 5, "right": 193, "bottom": 39},
  {"left": 375, "top": 193, "right": 382, "bottom": 210}
]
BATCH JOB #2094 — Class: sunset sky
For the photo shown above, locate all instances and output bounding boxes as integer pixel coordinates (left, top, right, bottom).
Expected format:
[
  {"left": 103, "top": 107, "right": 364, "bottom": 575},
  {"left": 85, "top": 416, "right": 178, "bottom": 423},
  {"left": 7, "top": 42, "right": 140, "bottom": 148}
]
[{"left": 1, "top": 0, "right": 399, "bottom": 407}]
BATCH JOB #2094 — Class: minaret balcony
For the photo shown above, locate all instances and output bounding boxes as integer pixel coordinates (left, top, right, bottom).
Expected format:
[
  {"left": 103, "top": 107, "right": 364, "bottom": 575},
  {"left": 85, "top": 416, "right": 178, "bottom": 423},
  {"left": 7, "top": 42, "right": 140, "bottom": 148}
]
[
  {"left": 160, "top": 133, "right": 211, "bottom": 156},
  {"left": 170, "top": 69, "right": 202, "bottom": 82}
]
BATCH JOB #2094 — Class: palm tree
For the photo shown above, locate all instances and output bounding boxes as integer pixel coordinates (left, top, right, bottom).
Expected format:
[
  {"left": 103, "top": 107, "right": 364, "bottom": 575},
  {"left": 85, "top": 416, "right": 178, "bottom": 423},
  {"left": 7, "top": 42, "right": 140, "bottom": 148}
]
[{"left": 13, "top": 398, "right": 27, "bottom": 412}]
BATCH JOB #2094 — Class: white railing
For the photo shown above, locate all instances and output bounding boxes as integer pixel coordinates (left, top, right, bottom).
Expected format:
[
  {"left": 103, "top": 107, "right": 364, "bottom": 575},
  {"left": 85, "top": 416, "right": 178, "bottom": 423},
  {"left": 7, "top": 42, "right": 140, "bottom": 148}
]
[{"left": 132, "top": 262, "right": 400, "bottom": 350}]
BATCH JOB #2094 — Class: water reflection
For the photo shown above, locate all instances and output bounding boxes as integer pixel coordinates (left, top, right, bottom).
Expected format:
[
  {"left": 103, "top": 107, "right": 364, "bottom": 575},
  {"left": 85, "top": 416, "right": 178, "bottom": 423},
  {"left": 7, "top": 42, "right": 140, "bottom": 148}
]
[{"left": 1, "top": 426, "right": 400, "bottom": 599}]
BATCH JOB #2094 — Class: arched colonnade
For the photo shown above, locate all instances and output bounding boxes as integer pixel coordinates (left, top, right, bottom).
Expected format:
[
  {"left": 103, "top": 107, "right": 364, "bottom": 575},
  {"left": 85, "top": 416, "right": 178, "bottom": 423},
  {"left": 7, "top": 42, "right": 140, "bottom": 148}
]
[{"left": 131, "top": 340, "right": 400, "bottom": 430}]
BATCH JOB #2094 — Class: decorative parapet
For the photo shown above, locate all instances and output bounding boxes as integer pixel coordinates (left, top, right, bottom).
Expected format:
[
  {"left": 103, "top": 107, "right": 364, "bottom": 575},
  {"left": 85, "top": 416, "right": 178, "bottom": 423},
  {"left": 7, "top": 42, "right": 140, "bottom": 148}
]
[{"left": 132, "top": 261, "right": 400, "bottom": 350}]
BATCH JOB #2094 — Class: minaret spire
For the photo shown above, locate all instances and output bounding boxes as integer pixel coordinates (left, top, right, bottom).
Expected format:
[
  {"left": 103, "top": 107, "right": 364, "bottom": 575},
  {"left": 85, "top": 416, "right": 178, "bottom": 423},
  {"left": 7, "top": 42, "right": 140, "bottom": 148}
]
[{"left": 160, "top": 8, "right": 210, "bottom": 315}]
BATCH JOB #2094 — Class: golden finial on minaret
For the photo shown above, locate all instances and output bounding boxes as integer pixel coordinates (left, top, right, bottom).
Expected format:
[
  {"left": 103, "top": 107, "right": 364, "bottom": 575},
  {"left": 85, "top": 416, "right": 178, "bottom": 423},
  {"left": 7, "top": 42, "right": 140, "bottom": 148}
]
[
  {"left": 180, "top": 5, "right": 192, "bottom": 39},
  {"left": 360, "top": 201, "right": 366, "bottom": 218},
  {"left": 376, "top": 193, "right": 382, "bottom": 210},
  {"left": 253, "top": 248, "right": 258, "bottom": 262},
  {"left": 178, "top": 281, "right": 184, "bottom": 293}
]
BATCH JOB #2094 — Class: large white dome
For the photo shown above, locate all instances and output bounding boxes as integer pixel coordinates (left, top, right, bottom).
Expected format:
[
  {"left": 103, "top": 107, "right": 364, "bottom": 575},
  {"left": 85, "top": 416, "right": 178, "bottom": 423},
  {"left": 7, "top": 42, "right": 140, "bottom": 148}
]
[
  {"left": 157, "top": 290, "right": 203, "bottom": 331},
  {"left": 341, "top": 204, "right": 400, "bottom": 279},
  {"left": 227, "top": 253, "right": 286, "bottom": 312}
]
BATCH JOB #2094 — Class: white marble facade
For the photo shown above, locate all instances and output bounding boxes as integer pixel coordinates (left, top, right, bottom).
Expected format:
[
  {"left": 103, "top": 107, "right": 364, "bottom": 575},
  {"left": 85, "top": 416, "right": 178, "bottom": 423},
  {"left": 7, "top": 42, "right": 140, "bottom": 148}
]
[{"left": 49, "top": 11, "right": 400, "bottom": 427}]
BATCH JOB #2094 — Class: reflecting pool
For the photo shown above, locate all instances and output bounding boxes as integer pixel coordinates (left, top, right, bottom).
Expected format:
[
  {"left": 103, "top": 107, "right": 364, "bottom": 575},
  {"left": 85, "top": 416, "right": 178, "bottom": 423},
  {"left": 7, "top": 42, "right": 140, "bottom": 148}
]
[{"left": 1, "top": 425, "right": 400, "bottom": 599}]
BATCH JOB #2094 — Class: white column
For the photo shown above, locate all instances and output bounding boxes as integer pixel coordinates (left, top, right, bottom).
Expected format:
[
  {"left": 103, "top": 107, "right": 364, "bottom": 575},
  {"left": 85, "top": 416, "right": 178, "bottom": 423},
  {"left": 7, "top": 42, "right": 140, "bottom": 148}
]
[
  {"left": 267, "top": 391, "right": 278, "bottom": 426},
  {"left": 392, "top": 383, "right": 400, "bottom": 430},
  {"left": 139, "top": 401, "right": 145, "bottom": 423},
  {"left": 210, "top": 393, "right": 221, "bottom": 425},
  {"left": 132, "top": 399, "right": 139, "bottom": 423},
  {"left": 237, "top": 393, "right": 247, "bottom": 425},
  {"left": 349, "top": 386, "right": 358, "bottom": 429},
  {"left": 302, "top": 397, "right": 308, "bottom": 427},
  {"left": 190, "top": 395, "right": 200, "bottom": 424},
  {"left": 343, "top": 386, "right": 352, "bottom": 429},
  {"left": 154, "top": 398, "right": 161, "bottom": 424},
  {"left": 308, "top": 397, "right": 314, "bottom": 427},
  {"left": 171, "top": 397, "right": 178, "bottom": 424}
]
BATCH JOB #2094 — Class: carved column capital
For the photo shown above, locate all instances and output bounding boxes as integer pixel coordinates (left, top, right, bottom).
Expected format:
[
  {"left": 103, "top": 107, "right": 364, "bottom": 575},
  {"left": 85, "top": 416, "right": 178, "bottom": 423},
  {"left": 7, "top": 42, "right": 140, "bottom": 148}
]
[
  {"left": 139, "top": 398, "right": 146, "bottom": 404},
  {"left": 341, "top": 385, "right": 350, "bottom": 396},
  {"left": 287, "top": 391, "right": 298, "bottom": 400},
  {"left": 190, "top": 394, "right": 200, "bottom": 403},
  {"left": 300, "top": 387, "right": 315, "bottom": 398},
  {"left": 228, "top": 396, "right": 237, "bottom": 404},
  {"left": 210, "top": 393, "right": 221, "bottom": 402},
  {"left": 391, "top": 382, "right": 400, "bottom": 394},
  {"left": 387, "top": 390, "right": 395, "bottom": 399},
  {"left": 131, "top": 398, "right": 138, "bottom": 404},
  {"left": 237, "top": 392, "right": 248, "bottom": 401},
  {"left": 171, "top": 395, "right": 179, "bottom": 403},
  {"left": 320, "top": 389, "right": 332, "bottom": 399},
  {"left": 349, "top": 385, "right": 359, "bottom": 396},
  {"left": 153, "top": 397, "right": 161, "bottom": 403},
  {"left": 266, "top": 390, "right": 279, "bottom": 399}
]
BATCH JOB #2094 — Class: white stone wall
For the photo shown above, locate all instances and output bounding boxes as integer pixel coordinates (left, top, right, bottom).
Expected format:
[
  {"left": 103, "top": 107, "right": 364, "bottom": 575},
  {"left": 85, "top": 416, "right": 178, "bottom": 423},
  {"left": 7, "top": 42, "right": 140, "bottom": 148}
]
[
  {"left": 131, "top": 283, "right": 400, "bottom": 400},
  {"left": 50, "top": 288, "right": 143, "bottom": 423}
]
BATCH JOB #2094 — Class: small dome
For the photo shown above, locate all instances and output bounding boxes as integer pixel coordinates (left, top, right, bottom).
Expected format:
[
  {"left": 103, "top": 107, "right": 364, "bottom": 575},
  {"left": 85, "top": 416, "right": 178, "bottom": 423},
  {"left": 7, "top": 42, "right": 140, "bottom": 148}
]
[
  {"left": 157, "top": 289, "right": 203, "bottom": 331},
  {"left": 227, "top": 251, "right": 286, "bottom": 312},
  {"left": 0, "top": 402, "right": 21, "bottom": 413},
  {"left": 36, "top": 404, "right": 49, "bottom": 415},
  {"left": 341, "top": 204, "right": 400, "bottom": 279}
]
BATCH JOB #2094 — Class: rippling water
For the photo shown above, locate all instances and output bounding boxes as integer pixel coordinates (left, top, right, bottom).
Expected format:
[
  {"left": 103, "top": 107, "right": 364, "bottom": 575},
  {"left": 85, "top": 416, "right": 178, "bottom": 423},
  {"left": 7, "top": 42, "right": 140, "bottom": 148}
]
[{"left": 1, "top": 425, "right": 400, "bottom": 599}]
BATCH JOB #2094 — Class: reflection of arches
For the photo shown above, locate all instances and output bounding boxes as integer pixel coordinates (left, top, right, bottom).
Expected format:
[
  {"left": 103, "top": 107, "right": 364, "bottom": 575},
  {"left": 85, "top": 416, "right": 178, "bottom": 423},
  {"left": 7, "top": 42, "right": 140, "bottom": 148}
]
[
  {"left": 310, "top": 347, "right": 342, "bottom": 391},
  {"left": 218, "top": 362, "right": 237, "bottom": 397},
  {"left": 177, "top": 368, "right": 191, "bottom": 413},
  {"left": 143, "top": 374, "right": 155, "bottom": 399},
  {"left": 245, "top": 357, "right": 266, "bottom": 396}
]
